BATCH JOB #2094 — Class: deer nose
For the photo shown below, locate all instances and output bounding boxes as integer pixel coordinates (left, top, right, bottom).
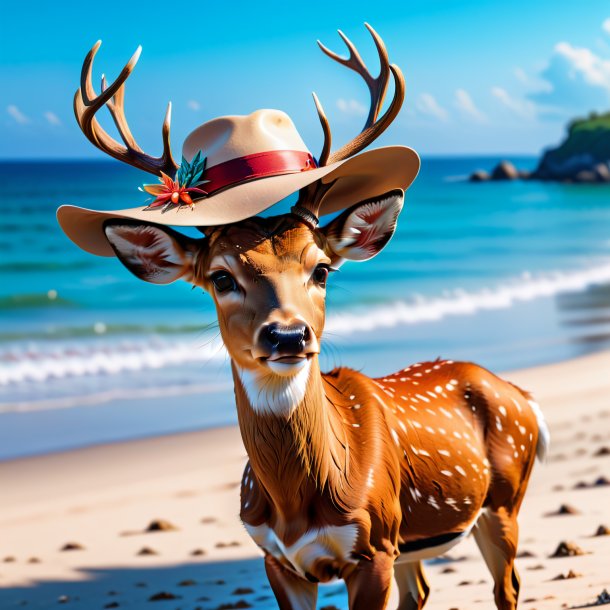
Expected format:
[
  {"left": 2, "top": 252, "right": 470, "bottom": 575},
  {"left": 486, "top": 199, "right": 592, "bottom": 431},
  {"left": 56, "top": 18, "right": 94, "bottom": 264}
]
[{"left": 259, "top": 322, "right": 311, "bottom": 355}]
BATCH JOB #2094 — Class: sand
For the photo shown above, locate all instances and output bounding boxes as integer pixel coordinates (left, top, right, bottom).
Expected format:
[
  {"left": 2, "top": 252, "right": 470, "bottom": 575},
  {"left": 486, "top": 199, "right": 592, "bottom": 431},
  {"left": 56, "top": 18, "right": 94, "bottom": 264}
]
[{"left": 1, "top": 352, "right": 609, "bottom": 609}]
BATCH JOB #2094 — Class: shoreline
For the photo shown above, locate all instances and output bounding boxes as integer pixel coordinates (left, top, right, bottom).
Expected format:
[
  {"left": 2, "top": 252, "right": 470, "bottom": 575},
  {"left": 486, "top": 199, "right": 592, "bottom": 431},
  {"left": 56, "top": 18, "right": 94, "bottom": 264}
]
[{"left": 1, "top": 350, "right": 609, "bottom": 608}]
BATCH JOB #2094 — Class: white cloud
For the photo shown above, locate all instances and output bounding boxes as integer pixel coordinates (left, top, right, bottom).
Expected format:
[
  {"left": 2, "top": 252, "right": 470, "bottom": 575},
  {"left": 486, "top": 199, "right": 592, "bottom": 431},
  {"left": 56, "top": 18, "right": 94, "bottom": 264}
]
[
  {"left": 513, "top": 67, "right": 529, "bottom": 84},
  {"left": 187, "top": 100, "right": 201, "bottom": 111},
  {"left": 528, "top": 42, "right": 610, "bottom": 113},
  {"left": 454, "top": 89, "right": 487, "bottom": 123},
  {"left": 555, "top": 41, "right": 610, "bottom": 90},
  {"left": 491, "top": 87, "right": 537, "bottom": 119},
  {"left": 44, "top": 111, "right": 61, "bottom": 126},
  {"left": 336, "top": 98, "right": 367, "bottom": 116},
  {"left": 415, "top": 93, "right": 449, "bottom": 122},
  {"left": 603, "top": 17, "right": 610, "bottom": 35},
  {"left": 7, "top": 105, "right": 30, "bottom": 125}
]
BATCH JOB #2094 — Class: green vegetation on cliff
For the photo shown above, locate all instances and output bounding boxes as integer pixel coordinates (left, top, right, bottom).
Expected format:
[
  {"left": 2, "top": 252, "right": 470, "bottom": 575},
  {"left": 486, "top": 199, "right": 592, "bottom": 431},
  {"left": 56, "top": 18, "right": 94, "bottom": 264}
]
[{"left": 533, "top": 111, "right": 610, "bottom": 181}]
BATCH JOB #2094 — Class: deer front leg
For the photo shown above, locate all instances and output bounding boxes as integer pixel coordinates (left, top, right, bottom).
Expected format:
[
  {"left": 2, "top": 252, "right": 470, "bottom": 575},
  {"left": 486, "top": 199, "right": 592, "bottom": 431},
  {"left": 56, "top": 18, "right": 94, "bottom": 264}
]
[
  {"left": 264, "top": 553, "right": 318, "bottom": 610},
  {"left": 344, "top": 551, "right": 395, "bottom": 610}
]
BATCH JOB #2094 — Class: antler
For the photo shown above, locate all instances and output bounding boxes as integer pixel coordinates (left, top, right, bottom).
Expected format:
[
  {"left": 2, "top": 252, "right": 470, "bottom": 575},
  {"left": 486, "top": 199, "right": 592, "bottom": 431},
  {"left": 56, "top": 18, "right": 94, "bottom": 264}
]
[
  {"left": 313, "top": 23, "right": 405, "bottom": 166},
  {"left": 74, "top": 41, "right": 178, "bottom": 177}
]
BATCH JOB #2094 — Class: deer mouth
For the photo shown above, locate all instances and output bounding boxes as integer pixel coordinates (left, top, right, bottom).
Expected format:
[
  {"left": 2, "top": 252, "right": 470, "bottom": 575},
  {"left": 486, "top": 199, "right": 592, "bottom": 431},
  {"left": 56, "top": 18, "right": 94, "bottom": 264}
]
[{"left": 263, "top": 354, "right": 312, "bottom": 376}]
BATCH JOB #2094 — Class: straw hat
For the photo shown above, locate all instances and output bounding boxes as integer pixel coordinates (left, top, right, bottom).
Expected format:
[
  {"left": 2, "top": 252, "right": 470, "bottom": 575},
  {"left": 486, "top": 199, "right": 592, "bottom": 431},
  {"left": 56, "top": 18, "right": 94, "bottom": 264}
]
[{"left": 57, "top": 25, "right": 420, "bottom": 256}]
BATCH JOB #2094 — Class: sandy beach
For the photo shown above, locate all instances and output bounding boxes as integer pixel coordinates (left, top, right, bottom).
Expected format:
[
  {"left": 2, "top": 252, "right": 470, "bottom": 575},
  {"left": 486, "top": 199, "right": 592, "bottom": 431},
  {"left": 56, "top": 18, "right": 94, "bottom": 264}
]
[{"left": 1, "top": 352, "right": 609, "bottom": 609}]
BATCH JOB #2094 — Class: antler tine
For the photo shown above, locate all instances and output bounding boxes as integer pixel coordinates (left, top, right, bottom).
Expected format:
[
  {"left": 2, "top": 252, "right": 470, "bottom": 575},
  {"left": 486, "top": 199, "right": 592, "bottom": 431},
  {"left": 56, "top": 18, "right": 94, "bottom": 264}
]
[
  {"left": 101, "top": 73, "right": 141, "bottom": 151},
  {"left": 74, "top": 41, "right": 178, "bottom": 177},
  {"left": 311, "top": 92, "right": 332, "bottom": 166},
  {"left": 311, "top": 24, "right": 405, "bottom": 167}
]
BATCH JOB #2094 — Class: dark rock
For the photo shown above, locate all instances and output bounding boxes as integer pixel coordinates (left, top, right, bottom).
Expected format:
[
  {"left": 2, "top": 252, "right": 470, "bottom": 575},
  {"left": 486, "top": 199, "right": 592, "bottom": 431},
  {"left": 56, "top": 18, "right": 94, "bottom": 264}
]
[
  {"left": 60, "top": 543, "right": 84, "bottom": 552},
  {"left": 104, "top": 603, "right": 120, "bottom": 609},
  {"left": 190, "top": 548, "right": 206, "bottom": 556},
  {"left": 57, "top": 596, "right": 70, "bottom": 604},
  {"left": 232, "top": 587, "right": 254, "bottom": 595},
  {"left": 594, "top": 524, "right": 610, "bottom": 536},
  {"left": 148, "top": 591, "right": 180, "bottom": 601},
  {"left": 552, "top": 569, "right": 582, "bottom": 580},
  {"left": 574, "top": 170, "right": 598, "bottom": 183},
  {"left": 546, "top": 504, "right": 580, "bottom": 516},
  {"left": 136, "top": 546, "right": 157, "bottom": 556},
  {"left": 145, "top": 519, "right": 178, "bottom": 533},
  {"left": 441, "top": 566, "right": 456, "bottom": 573},
  {"left": 469, "top": 170, "right": 489, "bottom": 182},
  {"left": 594, "top": 446, "right": 610, "bottom": 457},
  {"left": 517, "top": 549, "right": 537, "bottom": 558},
  {"left": 491, "top": 160, "right": 519, "bottom": 180},
  {"left": 178, "top": 579, "right": 197, "bottom": 587},
  {"left": 594, "top": 475, "right": 610, "bottom": 486},
  {"left": 27, "top": 557, "right": 41, "bottom": 564},
  {"left": 3, "top": 556, "right": 16, "bottom": 562},
  {"left": 216, "top": 602, "right": 252, "bottom": 609},
  {"left": 550, "top": 541, "right": 586, "bottom": 557}
]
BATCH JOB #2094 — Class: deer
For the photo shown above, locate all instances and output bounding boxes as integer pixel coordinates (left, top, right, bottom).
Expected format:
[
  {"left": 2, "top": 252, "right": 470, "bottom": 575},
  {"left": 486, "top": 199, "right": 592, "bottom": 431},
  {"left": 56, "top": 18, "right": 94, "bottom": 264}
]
[{"left": 60, "top": 24, "right": 549, "bottom": 610}]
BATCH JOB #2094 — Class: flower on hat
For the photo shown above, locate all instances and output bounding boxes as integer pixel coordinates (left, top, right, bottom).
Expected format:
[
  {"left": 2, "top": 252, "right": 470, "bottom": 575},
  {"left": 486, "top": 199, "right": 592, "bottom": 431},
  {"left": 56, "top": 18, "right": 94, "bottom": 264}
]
[{"left": 141, "top": 151, "right": 208, "bottom": 211}]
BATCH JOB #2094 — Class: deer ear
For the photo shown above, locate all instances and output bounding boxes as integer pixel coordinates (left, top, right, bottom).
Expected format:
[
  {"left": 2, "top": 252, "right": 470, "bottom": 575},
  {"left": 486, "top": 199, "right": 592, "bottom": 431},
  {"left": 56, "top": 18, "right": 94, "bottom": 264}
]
[
  {"left": 323, "top": 189, "right": 404, "bottom": 261},
  {"left": 104, "top": 222, "right": 200, "bottom": 284}
]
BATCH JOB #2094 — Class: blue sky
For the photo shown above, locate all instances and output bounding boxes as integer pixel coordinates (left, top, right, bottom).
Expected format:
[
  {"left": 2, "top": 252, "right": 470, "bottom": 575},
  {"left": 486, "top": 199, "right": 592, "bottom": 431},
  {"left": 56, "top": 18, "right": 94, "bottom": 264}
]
[{"left": 2, "top": 0, "right": 610, "bottom": 158}]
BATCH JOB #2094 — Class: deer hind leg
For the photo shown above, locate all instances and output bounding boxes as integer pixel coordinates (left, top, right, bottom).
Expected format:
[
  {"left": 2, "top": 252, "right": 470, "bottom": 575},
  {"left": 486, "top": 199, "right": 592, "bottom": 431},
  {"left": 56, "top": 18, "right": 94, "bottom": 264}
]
[
  {"left": 473, "top": 507, "right": 520, "bottom": 610},
  {"left": 264, "top": 553, "right": 318, "bottom": 610},
  {"left": 393, "top": 561, "right": 430, "bottom": 610}
]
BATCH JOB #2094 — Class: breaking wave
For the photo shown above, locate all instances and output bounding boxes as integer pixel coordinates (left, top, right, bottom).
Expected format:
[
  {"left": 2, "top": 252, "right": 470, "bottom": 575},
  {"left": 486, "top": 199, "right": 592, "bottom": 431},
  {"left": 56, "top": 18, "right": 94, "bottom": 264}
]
[{"left": 2, "top": 260, "right": 610, "bottom": 390}]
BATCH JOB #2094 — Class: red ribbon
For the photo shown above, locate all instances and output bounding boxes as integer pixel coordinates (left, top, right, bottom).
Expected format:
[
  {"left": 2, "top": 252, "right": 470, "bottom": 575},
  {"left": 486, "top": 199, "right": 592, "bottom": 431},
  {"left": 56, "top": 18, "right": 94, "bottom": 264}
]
[{"left": 200, "top": 150, "right": 317, "bottom": 195}]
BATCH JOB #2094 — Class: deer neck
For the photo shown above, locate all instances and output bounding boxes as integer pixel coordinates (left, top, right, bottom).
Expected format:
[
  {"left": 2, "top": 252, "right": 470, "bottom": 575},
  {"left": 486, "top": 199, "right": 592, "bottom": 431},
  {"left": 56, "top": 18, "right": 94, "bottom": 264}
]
[{"left": 231, "top": 358, "right": 347, "bottom": 510}]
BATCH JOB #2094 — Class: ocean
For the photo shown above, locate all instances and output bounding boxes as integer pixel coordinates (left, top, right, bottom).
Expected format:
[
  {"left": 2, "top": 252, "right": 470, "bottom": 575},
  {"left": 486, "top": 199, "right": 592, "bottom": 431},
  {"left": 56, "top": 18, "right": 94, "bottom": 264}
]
[{"left": 2, "top": 157, "right": 610, "bottom": 460}]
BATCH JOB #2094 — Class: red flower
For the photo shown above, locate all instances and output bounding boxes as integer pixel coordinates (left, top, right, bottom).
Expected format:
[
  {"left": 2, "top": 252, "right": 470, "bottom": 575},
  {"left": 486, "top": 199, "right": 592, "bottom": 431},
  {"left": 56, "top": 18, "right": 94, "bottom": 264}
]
[{"left": 142, "top": 172, "right": 207, "bottom": 209}]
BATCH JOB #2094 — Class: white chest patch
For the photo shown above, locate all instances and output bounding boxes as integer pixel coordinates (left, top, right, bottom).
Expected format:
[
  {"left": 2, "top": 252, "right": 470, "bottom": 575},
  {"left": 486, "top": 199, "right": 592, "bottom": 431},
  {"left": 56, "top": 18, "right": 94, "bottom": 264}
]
[
  {"left": 243, "top": 521, "right": 358, "bottom": 578},
  {"left": 238, "top": 360, "right": 311, "bottom": 417}
]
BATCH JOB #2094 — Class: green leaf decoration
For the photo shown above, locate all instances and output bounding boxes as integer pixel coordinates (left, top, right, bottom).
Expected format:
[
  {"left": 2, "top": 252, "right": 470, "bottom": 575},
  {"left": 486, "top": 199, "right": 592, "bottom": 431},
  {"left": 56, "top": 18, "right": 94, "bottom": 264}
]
[{"left": 177, "top": 151, "right": 207, "bottom": 188}]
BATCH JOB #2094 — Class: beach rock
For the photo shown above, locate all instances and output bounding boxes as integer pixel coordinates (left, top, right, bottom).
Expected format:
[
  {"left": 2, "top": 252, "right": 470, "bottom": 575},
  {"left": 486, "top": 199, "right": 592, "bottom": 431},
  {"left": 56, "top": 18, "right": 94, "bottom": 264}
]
[
  {"left": 517, "top": 549, "right": 537, "bottom": 558},
  {"left": 190, "top": 548, "right": 206, "bottom": 556},
  {"left": 178, "top": 579, "right": 197, "bottom": 587},
  {"left": 594, "top": 446, "right": 610, "bottom": 457},
  {"left": 232, "top": 587, "right": 254, "bottom": 595},
  {"left": 145, "top": 519, "right": 178, "bottom": 532},
  {"left": 136, "top": 546, "right": 157, "bottom": 556},
  {"left": 574, "top": 170, "right": 598, "bottom": 183},
  {"left": 594, "top": 475, "right": 610, "bottom": 486},
  {"left": 148, "top": 591, "right": 180, "bottom": 601},
  {"left": 594, "top": 524, "right": 610, "bottom": 536},
  {"left": 491, "top": 160, "right": 519, "bottom": 180},
  {"left": 441, "top": 566, "right": 456, "bottom": 573},
  {"left": 58, "top": 596, "right": 70, "bottom": 604},
  {"left": 552, "top": 569, "right": 582, "bottom": 580},
  {"left": 595, "top": 589, "right": 610, "bottom": 604},
  {"left": 215, "top": 540, "right": 241, "bottom": 548},
  {"left": 3, "top": 556, "right": 16, "bottom": 562},
  {"left": 469, "top": 170, "right": 489, "bottom": 182},
  {"left": 550, "top": 541, "right": 586, "bottom": 557},
  {"left": 27, "top": 557, "right": 41, "bottom": 563},
  {"left": 60, "top": 542, "right": 84, "bottom": 551},
  {"left": 547, "top": 503, "right": 580, "bottom": 516}
]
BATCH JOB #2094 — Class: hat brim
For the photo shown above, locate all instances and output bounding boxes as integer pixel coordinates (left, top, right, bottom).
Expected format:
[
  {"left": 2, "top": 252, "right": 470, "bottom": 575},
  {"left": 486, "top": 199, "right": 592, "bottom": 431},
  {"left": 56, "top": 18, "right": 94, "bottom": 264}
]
[{"left": 57, "top": 146, "right": 420, "bottom": 257}]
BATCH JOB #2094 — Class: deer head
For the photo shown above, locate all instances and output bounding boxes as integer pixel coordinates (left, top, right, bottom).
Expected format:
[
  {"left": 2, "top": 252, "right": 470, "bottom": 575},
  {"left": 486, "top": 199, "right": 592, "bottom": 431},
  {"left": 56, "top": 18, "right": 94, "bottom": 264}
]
[
  {"left": 67, "top": 24, "right": 413, "bottom": 414},
  {"left": 104, "top": 189, "right": 404, "bottom": 414}
]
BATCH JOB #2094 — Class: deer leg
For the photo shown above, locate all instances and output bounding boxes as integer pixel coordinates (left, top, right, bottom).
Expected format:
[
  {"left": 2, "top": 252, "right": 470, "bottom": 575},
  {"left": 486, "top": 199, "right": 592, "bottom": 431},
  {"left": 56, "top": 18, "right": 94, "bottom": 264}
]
[
  {"left": 344, "top": 551, "right": 395, "bottom": 610},
  {"left": 264, "top": 553, "right": 318, "bottom": 610},
  {"left": 473, "top": 507, "right": 520, "bottom": 610},
  {"left": 393, "top": 560, "right": 430, "bottom": 610}
]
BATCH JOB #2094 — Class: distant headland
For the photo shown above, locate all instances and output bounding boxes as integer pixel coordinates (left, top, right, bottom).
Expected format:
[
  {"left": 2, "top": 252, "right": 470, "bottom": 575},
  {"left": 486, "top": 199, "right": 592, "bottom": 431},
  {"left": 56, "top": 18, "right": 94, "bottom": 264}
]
[{"left": 471, "top": 111, "right": 610, "bottom": 183}]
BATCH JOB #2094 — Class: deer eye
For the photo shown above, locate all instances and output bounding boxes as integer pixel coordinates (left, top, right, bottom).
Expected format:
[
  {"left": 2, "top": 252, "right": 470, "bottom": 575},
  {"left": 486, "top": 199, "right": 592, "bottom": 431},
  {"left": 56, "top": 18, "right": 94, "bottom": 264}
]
[
  {"left": 210, "top": 271, "right": 237, "bottom": 293},
  {"left": 312, "top": 264, "right": 330, "bottom": 287}
]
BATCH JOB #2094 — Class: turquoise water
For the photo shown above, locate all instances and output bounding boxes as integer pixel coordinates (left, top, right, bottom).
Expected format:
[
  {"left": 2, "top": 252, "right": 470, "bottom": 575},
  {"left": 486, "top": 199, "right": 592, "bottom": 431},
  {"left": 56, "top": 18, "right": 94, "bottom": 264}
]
[{"left": 2, "top": 157, "right": 610, "bottom": 458}]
